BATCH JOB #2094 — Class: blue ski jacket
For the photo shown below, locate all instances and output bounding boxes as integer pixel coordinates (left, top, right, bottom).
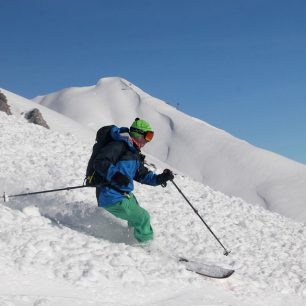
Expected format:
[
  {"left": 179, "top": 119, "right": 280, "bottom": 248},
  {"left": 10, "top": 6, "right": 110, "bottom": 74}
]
[{"left": 93, "top": 126, "right": 159, "bottom": 207}]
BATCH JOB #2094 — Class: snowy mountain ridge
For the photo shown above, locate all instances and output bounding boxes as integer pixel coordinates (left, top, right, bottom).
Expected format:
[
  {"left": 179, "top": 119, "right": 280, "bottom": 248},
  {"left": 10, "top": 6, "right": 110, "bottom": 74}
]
[{"left": 24, "top": 77, "right": 306, "bottom": 223}]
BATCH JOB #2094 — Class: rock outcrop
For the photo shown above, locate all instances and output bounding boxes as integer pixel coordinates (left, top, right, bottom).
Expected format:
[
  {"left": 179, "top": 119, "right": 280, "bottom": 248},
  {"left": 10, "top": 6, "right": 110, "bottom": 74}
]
[{"left": 25, "top": 108, "right": 50, "bottom": 129}]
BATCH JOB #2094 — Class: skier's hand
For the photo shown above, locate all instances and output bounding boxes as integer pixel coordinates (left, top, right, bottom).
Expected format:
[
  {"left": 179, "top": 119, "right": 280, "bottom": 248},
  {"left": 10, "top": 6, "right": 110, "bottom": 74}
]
[
  {"left": 112, "top": 172, "right": 130, "bottom": 187},
  {"left": 156, "top": 169, "right": 174, "bottom": 187}
]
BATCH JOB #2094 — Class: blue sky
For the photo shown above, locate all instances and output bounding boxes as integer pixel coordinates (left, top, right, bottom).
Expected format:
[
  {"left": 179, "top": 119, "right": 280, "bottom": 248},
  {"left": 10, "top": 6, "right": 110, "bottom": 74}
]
[{"left": 1, "top": 0, "right": 306, "bottom": 164}]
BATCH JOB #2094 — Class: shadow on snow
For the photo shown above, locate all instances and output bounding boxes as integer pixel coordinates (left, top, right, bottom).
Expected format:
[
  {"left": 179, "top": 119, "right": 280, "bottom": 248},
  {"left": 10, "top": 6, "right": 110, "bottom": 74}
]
[{"left": 4, "top": 195, "right": 137, "bottom": 245}]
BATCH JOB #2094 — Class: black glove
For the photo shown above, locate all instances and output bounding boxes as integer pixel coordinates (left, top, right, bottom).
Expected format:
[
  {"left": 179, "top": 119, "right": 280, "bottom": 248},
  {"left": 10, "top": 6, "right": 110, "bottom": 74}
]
[
  {"left": 112, "top": 172, "right": 130, "bottom": 187},
  {"left": 156, "top": 169, "right": 174, "bottom": 187}
]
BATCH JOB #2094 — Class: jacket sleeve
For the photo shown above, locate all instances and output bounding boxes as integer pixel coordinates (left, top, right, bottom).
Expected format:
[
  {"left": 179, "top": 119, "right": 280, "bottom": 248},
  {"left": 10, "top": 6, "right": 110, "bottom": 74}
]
[
  {"left": 134, "top": 160, "right": 159, "bottom": 186},
  {"left": 93, "top": 141, "right": 126, "bottom": 182}
]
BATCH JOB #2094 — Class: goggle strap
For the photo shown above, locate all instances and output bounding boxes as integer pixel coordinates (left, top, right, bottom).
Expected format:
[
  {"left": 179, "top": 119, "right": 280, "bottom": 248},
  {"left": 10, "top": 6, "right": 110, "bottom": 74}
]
[{"left": 130, "top": 127, "right": 145, "bottom": 135}]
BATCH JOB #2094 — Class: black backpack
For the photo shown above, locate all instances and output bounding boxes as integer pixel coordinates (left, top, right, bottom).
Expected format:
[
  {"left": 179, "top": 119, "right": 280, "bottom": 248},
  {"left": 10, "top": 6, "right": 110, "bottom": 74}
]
[
  {"left": 85, "top": 125, "right": 115, "bottom": 186},
  {"left": 85, "top": 125, "right": 131, "bottom": 186}
]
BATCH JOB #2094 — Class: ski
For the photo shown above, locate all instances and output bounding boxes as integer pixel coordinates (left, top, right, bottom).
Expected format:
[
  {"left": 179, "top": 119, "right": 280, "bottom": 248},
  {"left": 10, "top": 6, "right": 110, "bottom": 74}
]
[
  {"left": 179, "top": 257, "right": 234, "bottom": 279},
  {"left": 134, "top": 244, "right": 234, "bottom": 279}
]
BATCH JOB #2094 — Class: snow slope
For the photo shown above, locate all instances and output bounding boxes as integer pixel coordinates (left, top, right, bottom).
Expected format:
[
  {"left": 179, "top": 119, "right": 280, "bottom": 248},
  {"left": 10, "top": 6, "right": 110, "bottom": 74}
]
[
  {"left": 30, "top": 77, "right": 306, "bottom": 222},
  {"left": 1, "top": 88, "right": 94, "bottom": 144},
  {"left": 1, "top": 110, "right": 306, "bottom": 305}
]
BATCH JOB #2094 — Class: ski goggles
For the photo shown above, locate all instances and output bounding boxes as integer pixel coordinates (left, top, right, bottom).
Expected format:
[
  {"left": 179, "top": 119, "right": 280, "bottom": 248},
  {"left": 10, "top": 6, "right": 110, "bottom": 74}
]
[{"left": 130, "top": 127, "right": 154, "bottom": 142}]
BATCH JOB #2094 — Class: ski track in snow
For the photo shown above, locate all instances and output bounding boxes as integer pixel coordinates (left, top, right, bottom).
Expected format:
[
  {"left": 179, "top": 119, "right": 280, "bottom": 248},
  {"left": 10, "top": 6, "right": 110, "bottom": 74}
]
[{"left": 1, "top": 113, "right": 306, "bottom": 305}]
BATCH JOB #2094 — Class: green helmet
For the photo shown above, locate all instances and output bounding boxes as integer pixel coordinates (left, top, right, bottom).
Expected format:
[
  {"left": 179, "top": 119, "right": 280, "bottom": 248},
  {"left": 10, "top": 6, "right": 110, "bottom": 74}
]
[{"left": 130, "top": 118, "right": 153, "bottom": 138}]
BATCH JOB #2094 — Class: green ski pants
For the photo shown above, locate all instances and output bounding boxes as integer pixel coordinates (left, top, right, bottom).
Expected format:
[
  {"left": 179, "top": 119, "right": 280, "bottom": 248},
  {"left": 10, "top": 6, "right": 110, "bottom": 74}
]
[{"left": 104, "top": 194, "right": 153, "bottom": 242}]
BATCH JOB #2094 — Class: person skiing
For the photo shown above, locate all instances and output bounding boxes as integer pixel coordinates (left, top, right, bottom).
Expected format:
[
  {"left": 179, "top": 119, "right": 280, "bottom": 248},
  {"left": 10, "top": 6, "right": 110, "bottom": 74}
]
[{"left": 92, "top": 118, "right": 174, "bottom": 243}]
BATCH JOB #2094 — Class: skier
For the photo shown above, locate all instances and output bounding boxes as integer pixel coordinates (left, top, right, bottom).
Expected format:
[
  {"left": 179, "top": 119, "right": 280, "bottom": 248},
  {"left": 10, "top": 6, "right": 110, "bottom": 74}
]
[{"left": 92, "top": 118, "right": 174, "bottom": 243}]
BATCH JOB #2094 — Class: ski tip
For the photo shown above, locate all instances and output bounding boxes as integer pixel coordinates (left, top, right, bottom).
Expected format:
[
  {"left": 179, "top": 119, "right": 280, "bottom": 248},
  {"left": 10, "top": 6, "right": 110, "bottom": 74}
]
[
  {"left": 179, "top": 257, "right": 235, "bottom": 279},
  {"left": 222, "top": 269, "right": 235, "bottom": 278},
  {"left": 196, "top": 269, "right": 235, "bottom": 279}
]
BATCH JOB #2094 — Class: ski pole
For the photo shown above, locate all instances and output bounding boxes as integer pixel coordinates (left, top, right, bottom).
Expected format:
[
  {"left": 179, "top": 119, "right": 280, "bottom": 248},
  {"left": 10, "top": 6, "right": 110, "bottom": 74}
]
[
  {"left": 2, "top": 184, "right": 90, "bottom": 203},
  {"left": 170, "top": 180, "right": 231, "bottom": 256}
]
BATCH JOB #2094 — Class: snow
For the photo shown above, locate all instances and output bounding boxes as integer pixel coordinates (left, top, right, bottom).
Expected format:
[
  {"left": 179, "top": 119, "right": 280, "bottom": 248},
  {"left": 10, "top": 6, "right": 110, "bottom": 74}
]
[
  {"left": 0, "top": 88, "right": 94, "bottom": 145},
  {"left": 26, "top": 77, "right": 306, "bottom": 223},
  {"left": 1, "top": 111, "right": 306, "bottom": 305}
]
